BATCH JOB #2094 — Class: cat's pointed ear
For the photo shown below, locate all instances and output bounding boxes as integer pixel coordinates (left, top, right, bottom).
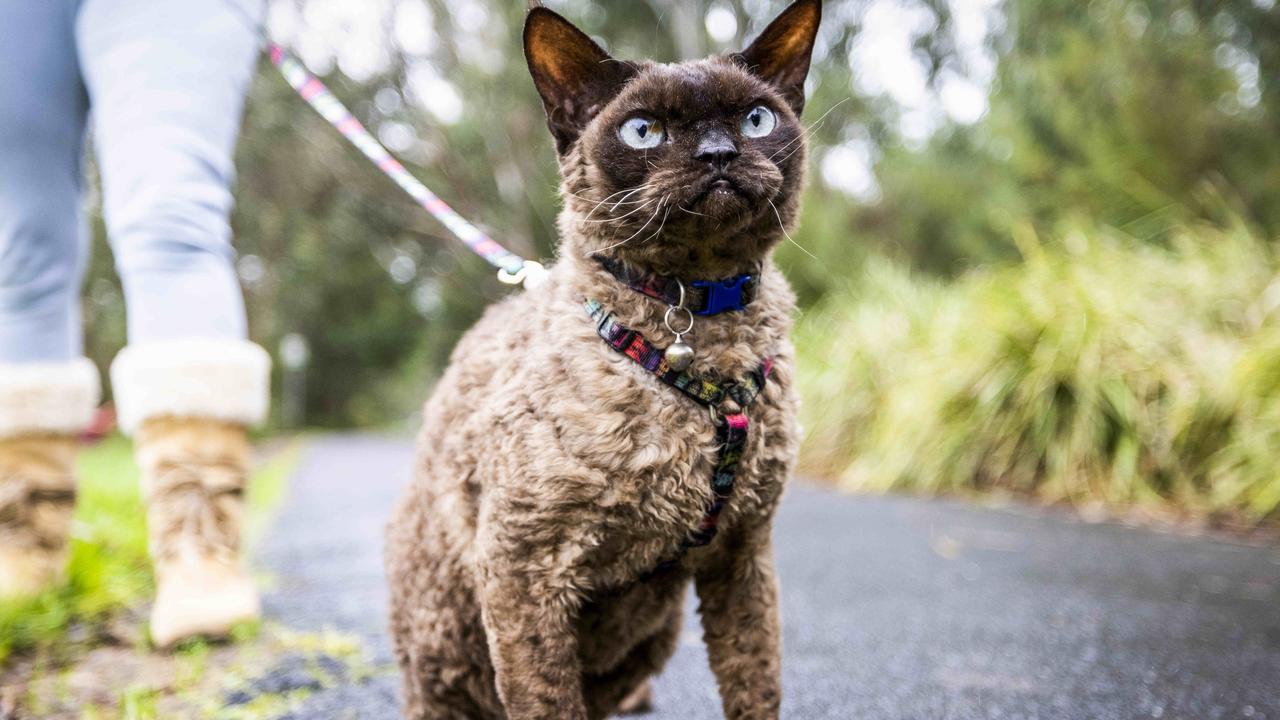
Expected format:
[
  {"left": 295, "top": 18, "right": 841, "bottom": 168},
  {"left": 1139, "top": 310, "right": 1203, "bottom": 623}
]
[
  {"left": 524, "top": 8, "right": 636, "bottom": 154},
  {"left": 736, "top": 0, "right": 822, "bottom": 115}
]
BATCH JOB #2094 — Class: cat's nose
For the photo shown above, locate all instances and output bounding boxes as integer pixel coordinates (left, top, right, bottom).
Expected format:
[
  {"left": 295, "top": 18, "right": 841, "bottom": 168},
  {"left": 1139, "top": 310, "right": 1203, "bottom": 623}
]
[{"left": 694, "top": 130, "right": 739, "bottom": 169}]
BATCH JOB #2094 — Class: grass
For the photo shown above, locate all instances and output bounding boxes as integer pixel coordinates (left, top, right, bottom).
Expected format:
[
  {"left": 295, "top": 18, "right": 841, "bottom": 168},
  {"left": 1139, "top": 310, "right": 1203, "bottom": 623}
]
[
  {"left": 17, "top": 621, "right": 372, "bottom": 720},
  {"left": 796, "top": 223, "right": 1280, "bottom": 524},
  {"left": 0, "top": 435, "right": 303, "bottom": 664}
]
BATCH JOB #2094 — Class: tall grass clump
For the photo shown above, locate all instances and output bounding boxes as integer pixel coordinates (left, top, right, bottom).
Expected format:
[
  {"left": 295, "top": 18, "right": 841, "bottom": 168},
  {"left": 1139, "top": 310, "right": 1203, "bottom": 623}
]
[{"left": 797, "top": 224, "right": 1280, "bottom": 523}]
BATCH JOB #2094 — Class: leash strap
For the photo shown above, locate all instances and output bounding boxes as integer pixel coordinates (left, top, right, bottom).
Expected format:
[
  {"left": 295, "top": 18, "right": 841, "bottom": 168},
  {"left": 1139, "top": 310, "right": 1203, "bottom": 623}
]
[
  {"left": 213, "top": 0, "right": 543, "bottom": 284},
  {"left": 267, "top": 43, "right": 545, "bottom": 286},
  {"left": 594, "top": 256, "right": 758, "bottom": 316},
  {"left": 584, "top": 299, "right": 772, "bottom": 562}
]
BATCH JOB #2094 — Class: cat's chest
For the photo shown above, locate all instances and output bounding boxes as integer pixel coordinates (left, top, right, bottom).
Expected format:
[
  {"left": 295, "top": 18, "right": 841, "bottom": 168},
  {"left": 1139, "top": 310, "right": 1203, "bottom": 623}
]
[{"left": 555, "top": 354, "right": 794, "bottom": 564}]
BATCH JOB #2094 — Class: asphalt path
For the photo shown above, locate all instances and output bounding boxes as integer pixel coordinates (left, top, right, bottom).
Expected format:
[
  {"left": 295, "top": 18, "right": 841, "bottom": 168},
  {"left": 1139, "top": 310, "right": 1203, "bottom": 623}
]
[{"left": 255, "top": 435, "right": 1280, "bottom": 720}]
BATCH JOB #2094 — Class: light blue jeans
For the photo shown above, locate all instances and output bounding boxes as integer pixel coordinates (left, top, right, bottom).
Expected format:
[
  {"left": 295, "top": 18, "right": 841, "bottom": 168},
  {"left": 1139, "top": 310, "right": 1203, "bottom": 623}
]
[{"left": 0, "top": 0, "right": 262, "bottom": 364}]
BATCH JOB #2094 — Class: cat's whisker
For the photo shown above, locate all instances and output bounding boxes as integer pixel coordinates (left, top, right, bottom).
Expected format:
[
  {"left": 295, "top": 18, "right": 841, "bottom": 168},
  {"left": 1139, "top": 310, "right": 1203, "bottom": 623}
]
[
  {"left": 581, "top": 184, "right": 653, "bottom": 223},
  {"left": 584, "top": 185, "right": 652, "bottom": 216},
  {"left": 775, "top": 120, "right": 835, "bottom": 165},
  {"left": 768, "top": 198, "right": 817, "bottom": 260},
  {"left": 769, "top": 117, "right": 828, "bottom": 163},
  {"left": 579, "top": 197, "right": 657, "bottom": 223},
  {"left": 610, "top": 185, "right": 649, "bottom": 201},
  {"left": 564, "top": 190, "right": 647, "bottom": 205},
  {"left": 610, "top": 184, "right": 654, "bottom": 212},
  {"left": 795, "top": 97, "right": 850, "bottom": 136},
  {"left": 596, "top": 195, "right": 666, "bottom": 254},
  {"left": 600, "top": 185, "right": 647, "bottom": 202},
  {"left": 592, "top": 235, "right": 634, "bottom": 255},
  {"left": 774, "top": 109, "right": 843, "bottom": 164},
  {"left": 565, "top": 185, "right": 632, "bottom": 202},
  {"left": 642, "top": 201, "right": 673, "bottom": 243},
  {"left": 768, "top": 131, "right": 806, "bottom": 162},
  {"left": 775, "top": 139, "right": 811, "bottom": 166},
  {"left": 768, "top": 97, "right": 851, "bottom": 162}
]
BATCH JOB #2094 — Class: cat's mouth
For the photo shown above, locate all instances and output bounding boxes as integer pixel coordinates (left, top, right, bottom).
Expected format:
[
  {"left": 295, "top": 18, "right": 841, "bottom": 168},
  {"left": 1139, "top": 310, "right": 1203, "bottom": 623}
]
[
  {"left": 708, "top": 178, "right": 736, "bottom": 194},
  {"left": 686, "top": 174, "right": 752, "bottom": 212}
]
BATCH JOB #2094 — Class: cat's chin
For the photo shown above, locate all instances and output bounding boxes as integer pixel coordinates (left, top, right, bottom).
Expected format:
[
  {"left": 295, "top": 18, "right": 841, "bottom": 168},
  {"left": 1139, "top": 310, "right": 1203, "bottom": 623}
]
[{"left": 695, "top": 181, "right": 750, "bottom": 213}]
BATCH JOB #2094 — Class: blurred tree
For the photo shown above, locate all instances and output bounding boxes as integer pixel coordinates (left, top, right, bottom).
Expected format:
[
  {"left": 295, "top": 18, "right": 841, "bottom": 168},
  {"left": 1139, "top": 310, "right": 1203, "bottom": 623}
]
[{"left": 858, "top": 0, "right": 1280, "bottom": 274}]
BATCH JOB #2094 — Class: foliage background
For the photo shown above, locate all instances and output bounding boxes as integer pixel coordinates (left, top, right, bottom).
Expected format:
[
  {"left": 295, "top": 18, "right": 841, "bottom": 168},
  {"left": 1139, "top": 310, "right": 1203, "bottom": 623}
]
[{"left": 79, "top": 0, "right": 1280, "bottom": 520}]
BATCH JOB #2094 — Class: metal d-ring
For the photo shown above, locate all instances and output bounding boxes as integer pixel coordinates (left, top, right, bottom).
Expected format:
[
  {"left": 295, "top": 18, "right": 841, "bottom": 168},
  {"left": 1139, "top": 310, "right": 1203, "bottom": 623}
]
[
  {"left": 664, "top": 281, "right": 694, "bottom": 336},
  {"left": 664, "top": 303, "right": 694, "bottom": 337}
]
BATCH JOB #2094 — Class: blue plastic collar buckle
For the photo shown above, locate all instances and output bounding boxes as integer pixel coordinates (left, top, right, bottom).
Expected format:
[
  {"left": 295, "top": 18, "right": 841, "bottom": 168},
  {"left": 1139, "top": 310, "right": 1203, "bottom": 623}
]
[{"left": 692, "top": 275, "right": 752, "bottom": 316}]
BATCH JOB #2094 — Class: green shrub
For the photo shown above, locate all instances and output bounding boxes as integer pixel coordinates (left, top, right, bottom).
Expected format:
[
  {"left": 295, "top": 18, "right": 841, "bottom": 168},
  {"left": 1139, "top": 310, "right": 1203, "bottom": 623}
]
[{"left": 796, "top": 224, "right": 1280, "bottom": 522}]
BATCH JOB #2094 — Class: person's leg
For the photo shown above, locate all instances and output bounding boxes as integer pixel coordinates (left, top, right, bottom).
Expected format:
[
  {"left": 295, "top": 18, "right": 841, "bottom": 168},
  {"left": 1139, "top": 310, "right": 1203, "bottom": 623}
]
[
  {"left": 77, "top": 0, "right": 270, "bottom": 645},
  {"left": 0, "top": 0, "right": 100, "bottom": 598},
  {"left": 78, "top": 0, "right": 260, "bottom": 348},
  {"left": 0, "top": 2, "right": 89, "bottom": 365}
]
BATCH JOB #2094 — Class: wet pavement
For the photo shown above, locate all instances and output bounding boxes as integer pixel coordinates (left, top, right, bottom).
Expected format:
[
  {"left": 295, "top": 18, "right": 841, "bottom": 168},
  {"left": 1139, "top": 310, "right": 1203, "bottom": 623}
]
[{"left": 255, "top": 435, "right": 1280, "bottom": 719}]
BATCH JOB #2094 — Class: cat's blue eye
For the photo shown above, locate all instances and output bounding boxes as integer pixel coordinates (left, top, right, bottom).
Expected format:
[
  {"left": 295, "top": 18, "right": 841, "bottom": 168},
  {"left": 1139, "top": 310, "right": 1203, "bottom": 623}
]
[
  {"left": 741, "top": 105, "right": 776, "bottom": 138},
  {"left": 619, "top": 116, "right": 665, "bottom": 149}
]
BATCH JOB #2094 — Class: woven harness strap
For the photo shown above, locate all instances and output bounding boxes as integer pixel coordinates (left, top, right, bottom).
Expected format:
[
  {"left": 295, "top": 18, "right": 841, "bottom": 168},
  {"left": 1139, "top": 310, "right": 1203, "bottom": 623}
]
[
  {"left": 594, "top": 256, "right": 759, "bottom": 316},
  {"left": 585, "top": 299, "right": 772, "bottom": 568}
]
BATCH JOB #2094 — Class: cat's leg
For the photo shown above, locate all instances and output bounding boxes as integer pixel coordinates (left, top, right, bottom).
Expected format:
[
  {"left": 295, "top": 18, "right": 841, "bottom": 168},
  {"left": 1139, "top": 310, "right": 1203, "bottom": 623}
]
[
  {"left": 695, "top": 521, "right": 782, "bottom": 720},
  {"left": 401, "top": 675, "right": 497, "bottom": 720},
  {"left": 393, "top": 623, "right": 499, "bottom": 720},
  {"left": 387, "top": 492, "right": 504, "bottom": 720},
  {"left": 477, "top": 536, "right": 591, "bottom": 719},
  {"left": 583, "top": 603, "right": 682, "bottom": 719}
]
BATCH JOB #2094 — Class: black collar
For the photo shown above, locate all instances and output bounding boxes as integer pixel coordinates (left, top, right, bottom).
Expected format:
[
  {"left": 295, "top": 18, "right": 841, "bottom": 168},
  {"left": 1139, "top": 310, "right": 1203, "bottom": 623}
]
[{"left": 594, "top": 256, "right": 759, "bottom": 316}]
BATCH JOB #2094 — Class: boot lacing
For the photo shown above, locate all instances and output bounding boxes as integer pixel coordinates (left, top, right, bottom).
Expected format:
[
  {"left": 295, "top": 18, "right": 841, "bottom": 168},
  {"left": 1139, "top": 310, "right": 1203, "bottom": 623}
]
[
  {"left": 145, "top": 459, "right": 244, "bottom": 564},
  {"left": 0, "top": 470, "right": 75, "bottom": 548}
]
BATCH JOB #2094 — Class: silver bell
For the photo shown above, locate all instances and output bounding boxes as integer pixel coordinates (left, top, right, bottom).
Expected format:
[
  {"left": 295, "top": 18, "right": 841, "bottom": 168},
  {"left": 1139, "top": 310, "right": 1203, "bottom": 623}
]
[{"left": 664, "top": 341, "right": 695, "bottom": 372}]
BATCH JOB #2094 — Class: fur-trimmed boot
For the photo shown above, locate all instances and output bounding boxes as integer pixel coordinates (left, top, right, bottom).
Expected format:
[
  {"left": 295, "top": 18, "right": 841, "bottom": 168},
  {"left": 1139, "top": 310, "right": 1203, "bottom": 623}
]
[
  {"left": 111, "top": 340, "right": 271, "bottom": 648},
  {"left": 0, "top": 359, "right": 100, "bottom": 599}
]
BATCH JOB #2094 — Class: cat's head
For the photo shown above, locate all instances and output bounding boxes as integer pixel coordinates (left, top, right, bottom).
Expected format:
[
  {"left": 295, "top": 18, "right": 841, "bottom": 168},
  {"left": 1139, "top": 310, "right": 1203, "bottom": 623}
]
[{"left": 524, "top": 0, "right": 821, "bottom": 276}]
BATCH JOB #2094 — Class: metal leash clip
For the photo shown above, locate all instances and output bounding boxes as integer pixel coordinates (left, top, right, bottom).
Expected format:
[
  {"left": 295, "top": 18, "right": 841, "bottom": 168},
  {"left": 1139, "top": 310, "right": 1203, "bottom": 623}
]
[{"left": 497, "top": 260, "right": 549, "bottom": 288}]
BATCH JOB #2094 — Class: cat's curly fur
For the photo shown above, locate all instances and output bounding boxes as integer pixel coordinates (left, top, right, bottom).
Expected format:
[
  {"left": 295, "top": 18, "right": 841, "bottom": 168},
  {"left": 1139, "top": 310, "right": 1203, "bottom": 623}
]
[{"left": 386, "top": 2, "right": 821, "bottom": 718}]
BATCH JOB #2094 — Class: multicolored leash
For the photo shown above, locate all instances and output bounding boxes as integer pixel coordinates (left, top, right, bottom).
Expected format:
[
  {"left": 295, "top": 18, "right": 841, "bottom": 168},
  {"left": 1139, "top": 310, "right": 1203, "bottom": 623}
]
[{"left": 265, "top": 42, "right": 546, "bottom": 287}]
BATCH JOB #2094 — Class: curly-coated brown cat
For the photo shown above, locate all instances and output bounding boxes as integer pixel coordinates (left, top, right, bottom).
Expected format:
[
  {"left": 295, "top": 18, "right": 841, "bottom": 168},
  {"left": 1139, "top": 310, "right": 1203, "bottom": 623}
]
[{"left": 386, "top": 2, "right": 821, "bottom": 718}]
